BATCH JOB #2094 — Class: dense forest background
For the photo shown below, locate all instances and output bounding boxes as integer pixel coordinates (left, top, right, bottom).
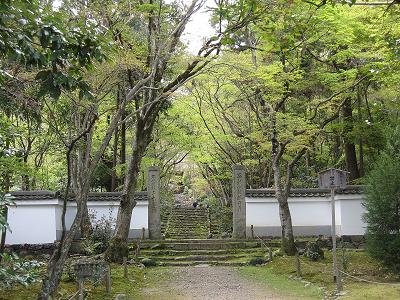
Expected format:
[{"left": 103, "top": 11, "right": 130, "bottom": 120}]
[
  {"left": 1, "top": 1, "right": 400, "bottom": 296},
  {"left": 2, "top": 0, "right": 399, "bottom": 203}
]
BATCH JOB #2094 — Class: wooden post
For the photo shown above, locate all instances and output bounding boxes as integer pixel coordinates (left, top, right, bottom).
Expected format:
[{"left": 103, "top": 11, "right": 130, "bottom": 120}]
[
  {"left": 76, "top": 279, "right": 84, "bottom": 300},
  {"left": 105, "top": 265, "right": 111, "bottom": 293},
  {"left": 268, "top": 247, "right": 273, "bottom": 261},
  {"left": 135, "top": 239, "right": 141, "bottom": 259},
  {"left": 123, "top": 257, "right": 128, "bottom": 278},
  {"left": 295, "top": 251, "right": 302, "bottom": 277},
  {"left": 250, "top": 225, "right": 254, "bottom": 239},
  {"left": 331, "top": 188, "right": 343, "bottom": 291}
]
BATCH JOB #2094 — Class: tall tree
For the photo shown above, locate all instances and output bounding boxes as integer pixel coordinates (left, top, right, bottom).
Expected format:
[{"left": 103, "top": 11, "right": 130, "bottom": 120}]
[{"left": 105, "top": 0, "right": 258, "bottom": 261}]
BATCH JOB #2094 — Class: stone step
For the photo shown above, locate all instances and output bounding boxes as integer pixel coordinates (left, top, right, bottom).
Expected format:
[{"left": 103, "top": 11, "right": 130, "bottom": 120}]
[
  {"left": 170, "top": 213, "right": 207, "bottom": 216},
  {"left": 168, "top": 219, "right": 207, "bottom": 222},
  {"left": 157, "top": 261, "right": 248, "bottom": 267},
  {"left": 137, "top": 239, "right": 266, "bottom": 244},
  {"left": 167, "top": 226, "right": 209, "bottom": 229},
  {"left": 169, "top": 219, "right": 207, "bottom": 221},
  {"left": 166, "top": 236, "right": 210, "bottom": 238},
  {"left": 167, "top": 230, "right": 209, "bottom": 233},
  {"left": 144, "top": 254, "right": 259, "bottom": 261},
  {"left": 167, "top": 231, "right": 209, "bottom": 234},
  {"left": 170, "top": 216, "right": 207, "bottom": 221},
  {"left": 167, "top": 231, "right": 208, "bottom": 234},
  {"left": 139, "top": 242, "right": 261, "bottom": 250},
  {"left": 140, "top": 248, "right": 267, "bottom": 256}
]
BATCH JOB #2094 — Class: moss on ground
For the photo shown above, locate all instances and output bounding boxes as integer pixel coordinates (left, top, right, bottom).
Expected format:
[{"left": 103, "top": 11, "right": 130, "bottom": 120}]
[
  {"left": 238, "top": 250, "right": 400, "bottom": 299},
  {"left": 2, "top": 251, "right": 399, "bottom": 300},
  {"left": 239, "top": 266, "right": 323, "bottom": 299},
  {"left": 0, "top": 264, "right": 164, "bottom": 300}
]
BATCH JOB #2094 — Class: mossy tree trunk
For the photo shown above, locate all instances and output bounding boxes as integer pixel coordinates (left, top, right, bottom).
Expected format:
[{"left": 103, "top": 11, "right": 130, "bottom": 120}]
[{"left": 105, "top": 121, "right": 152, "bottom": 262}]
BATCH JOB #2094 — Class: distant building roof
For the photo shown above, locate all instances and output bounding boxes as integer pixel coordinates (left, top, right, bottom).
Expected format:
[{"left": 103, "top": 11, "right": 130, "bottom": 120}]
[
  {"left": 246, "top": 185, "right": 364, "bottom": 198},
  {"left": 9, "top": 190, "right": 148, "bottom": 201}
]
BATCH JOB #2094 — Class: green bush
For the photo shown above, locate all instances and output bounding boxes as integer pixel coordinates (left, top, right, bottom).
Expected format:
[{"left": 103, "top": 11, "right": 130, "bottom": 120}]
[
  {"left": 364, "top": 127, "right": 400, "bottom": 272},
  {"left": 304, "top": 242, "right": 324, "bottom": 261},
  {"left": 83, "top": 210, "right": 115, "bottom": 255}
]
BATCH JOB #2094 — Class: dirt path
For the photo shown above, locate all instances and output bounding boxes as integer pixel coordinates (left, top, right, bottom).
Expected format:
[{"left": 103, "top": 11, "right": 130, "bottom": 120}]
[{"left": 138, "top": 265, "right": 291, "bottom": 300}]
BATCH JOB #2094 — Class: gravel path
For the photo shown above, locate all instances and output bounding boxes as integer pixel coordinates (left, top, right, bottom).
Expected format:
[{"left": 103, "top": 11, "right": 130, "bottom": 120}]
[{"left": 139, "top": 265, "right": 291, "bottom": 300}]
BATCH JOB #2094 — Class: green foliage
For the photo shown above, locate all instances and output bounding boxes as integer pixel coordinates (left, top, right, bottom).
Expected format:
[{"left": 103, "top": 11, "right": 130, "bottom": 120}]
[
  {"left": 0, "top": 0, "right": 106, "bottom": 99},
  {"left": 304, "top": 242, "right": 324, "bottom": 261},
  {"left": 0, "top": 253, "right": 45, "bottom": 289},
  {"left": 364, "top": 126, "right": 400, "bottom": 272},
  {"left": 0, "top": 117, "right": 27, "bottom": 190},
  {"left": 0, "top": 193, "right": 14, "bottom": 233},
  {"left": 82, "top": 210, "right": 116, "bottom": 255}
]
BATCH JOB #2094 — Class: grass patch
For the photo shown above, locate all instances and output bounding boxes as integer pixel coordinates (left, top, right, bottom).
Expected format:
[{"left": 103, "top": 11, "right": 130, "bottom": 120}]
[
  {"left": 239, "top": 250, "right": 400, "bottom": 299},
  {"left": 0, "top": 264, "right": 165, "bottom": 300},
  {"left": 239, "top": 266, "right": 323, "bottom": 299}
]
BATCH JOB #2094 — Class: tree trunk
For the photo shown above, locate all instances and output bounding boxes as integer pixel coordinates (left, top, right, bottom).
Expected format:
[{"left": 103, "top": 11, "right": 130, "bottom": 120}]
[
  {"left": 342, "top": 98, "right": 360, "bottom": 181},
  {"left": 105, "top": 123, "right": 151, "bottom": 262},
  {"left": 105, "top": 194, "right": 134, "bottom": 262},
  {"left": 120, "top": 104, "right": 126, "bottom": 185},
  {"left": 37, "top": 197, "right": 86, "bottom": 299},
  {"left": 0, "top": 138, "right": 11, "bottom": 262},
  {"left": 111, "top": 91, "right": 120, "bottom": 192},
  {"left": 271, "top": 132, "right": 296, "bottom": 255},
  {"left": 80, "top": 200, "right": 92, "bottom": 239},
  {"left": 277, "top": 195, "right": 296, "bottom": 255},
  {"left": 0, "top": 206, "right": 8, "bottom": 263},
  {"left": 111, "top": 126, "right": 119, "bottom": 191}
]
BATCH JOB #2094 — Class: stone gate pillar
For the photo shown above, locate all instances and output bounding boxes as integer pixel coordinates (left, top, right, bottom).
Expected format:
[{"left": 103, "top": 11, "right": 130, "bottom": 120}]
[
  {"left": 147, "top": 166, "right": 161, "bottom": 239},
  {"left": 232, "top": 165, "right": 246, "bottom": 239}
]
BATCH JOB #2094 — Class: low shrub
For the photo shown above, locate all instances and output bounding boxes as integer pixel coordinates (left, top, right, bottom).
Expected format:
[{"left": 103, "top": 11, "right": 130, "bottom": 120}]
[
  {"left": 304, "top": 242, "right": 324, "bottom": 261},
  {"left": 83, "top": 209, "right": 115, "bottom": 255},
  {"left": 0, "top": 253, "right": 45, "bottom": 288},
  {"left": 364, "top": 127, "right": 400, "bottom": 273}
]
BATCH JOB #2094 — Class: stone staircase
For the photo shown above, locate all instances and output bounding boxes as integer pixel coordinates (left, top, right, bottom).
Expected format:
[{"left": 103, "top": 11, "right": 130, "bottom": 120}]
[
  {"left": 132, "top": 193, "right": 268, "bottom": 266},
  {"left": 165, "top": 207, "right": 210, "bottom": 239},
  {"left": 132, "top": 239, "right": 269, "bottom": 266}
]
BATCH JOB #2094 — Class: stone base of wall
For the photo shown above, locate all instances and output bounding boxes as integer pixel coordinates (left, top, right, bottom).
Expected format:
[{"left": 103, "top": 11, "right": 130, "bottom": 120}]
[
  {"left": 5, "top": 243, "right": 56, "bottom": 257},
  {"left": 129, "top": 228, "right": 148, "bottom": 239}
]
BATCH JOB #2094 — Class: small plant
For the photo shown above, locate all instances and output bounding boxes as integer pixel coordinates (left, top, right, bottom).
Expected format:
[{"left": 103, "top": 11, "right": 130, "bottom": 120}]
[
  {"left": 0, "top": 253, "right": 45, "bottom": 288},
  {"left": 273, "top": 249, "right": 283, "bottom": 257},
  {"left": 304, "top": 242, "right": 324, "bottom": 261},
  {"left": 83, "top": 209, "right": 115, "bottom": 255}
]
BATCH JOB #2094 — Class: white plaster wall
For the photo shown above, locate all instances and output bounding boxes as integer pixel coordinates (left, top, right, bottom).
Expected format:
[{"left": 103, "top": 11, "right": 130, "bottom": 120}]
[
  {"left": 6, "top": 200, "right": 58, "bottom": 244},
  {"left": 87, "top": 202, "right": 119, "bottom": 226},
  {"left": 246, "top": 194, "right": 365, "bottom": 236},
  {"left": 337, "top": 195, "right": 366, "bottom": 235},
  {"left": 246, "top": 197, "right": 336, "bottom": 227},
  {"left": 130, "top": 202, "right": 148, "bottom": 229},
  {"left": 6, "top": 200, "right": 149, "bottom": 245}
]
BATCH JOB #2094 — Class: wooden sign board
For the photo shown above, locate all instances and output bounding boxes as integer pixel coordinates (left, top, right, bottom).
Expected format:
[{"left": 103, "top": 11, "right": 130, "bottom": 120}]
[{"left": 318, "top": 168, "right": 348, "bottom": 189}]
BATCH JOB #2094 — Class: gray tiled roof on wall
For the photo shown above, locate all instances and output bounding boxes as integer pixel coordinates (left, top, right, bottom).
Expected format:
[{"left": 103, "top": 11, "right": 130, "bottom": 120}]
[
  {"left": 246, "top": 185, "right": 364, "bottom": 198},
  {"left": 9, "top": 190, "right": 148, "bottom": 201}
]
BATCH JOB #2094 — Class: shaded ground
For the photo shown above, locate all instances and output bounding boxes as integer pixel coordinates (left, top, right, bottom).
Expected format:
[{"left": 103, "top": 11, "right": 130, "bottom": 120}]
[{"left": 139, "top": 265, "right": 301, "bottom": 300}]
